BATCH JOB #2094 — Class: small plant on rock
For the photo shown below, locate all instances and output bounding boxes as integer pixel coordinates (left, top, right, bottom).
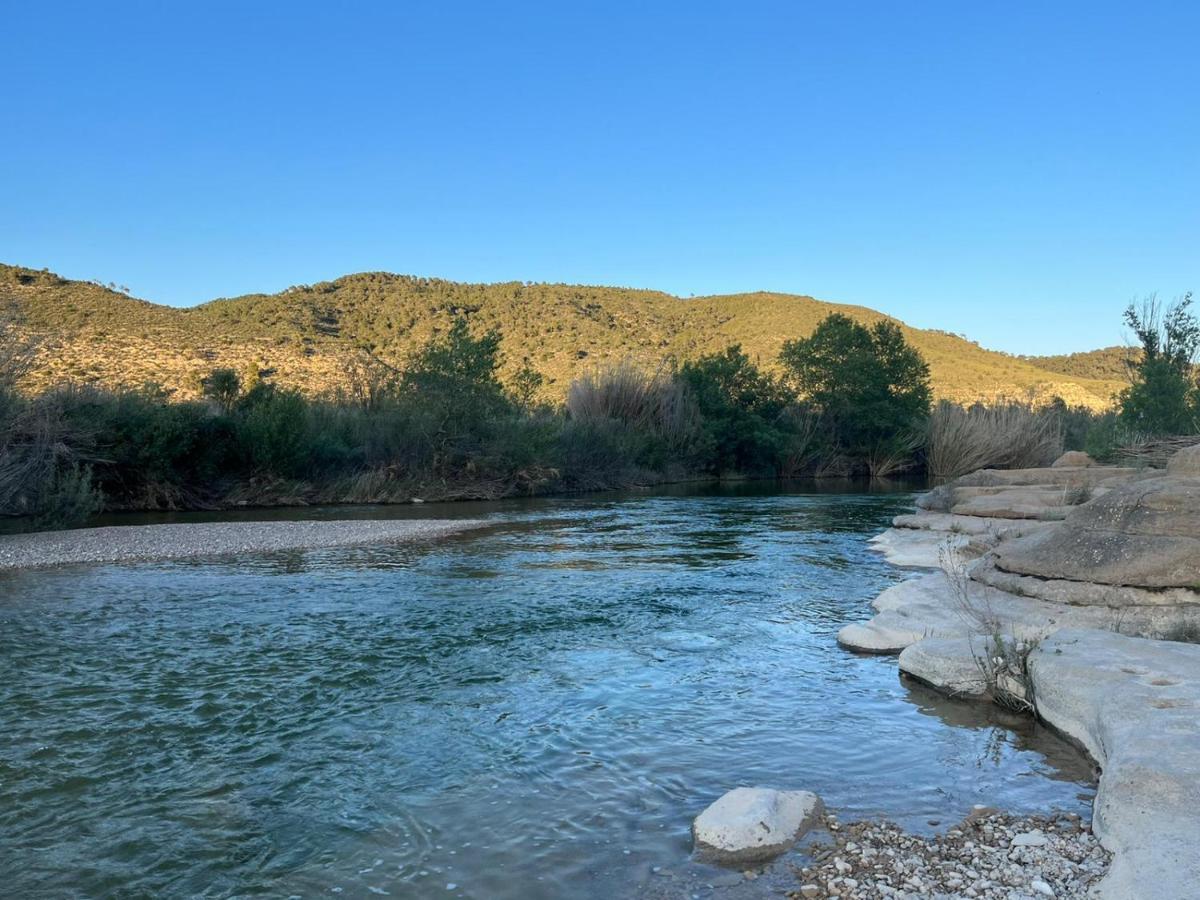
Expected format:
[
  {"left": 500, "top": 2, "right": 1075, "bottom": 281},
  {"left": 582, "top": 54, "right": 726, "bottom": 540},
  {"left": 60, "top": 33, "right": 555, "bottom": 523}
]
[{"left": 939, "top": 545, "right": 1041, "bottom": 713}]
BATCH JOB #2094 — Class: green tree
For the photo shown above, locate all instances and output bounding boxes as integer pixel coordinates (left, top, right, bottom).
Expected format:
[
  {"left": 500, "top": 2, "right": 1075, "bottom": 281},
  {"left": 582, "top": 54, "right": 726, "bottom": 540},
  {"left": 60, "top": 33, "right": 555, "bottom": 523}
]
[
  {"left": 677, "top": 345, "right": 790, "bottom": 474},
  {"left": 779, "top": 314, "right": 931, "bottom": 459},
  {"left": 1119, "top": 293, "right": 1199, "bottom": 436},
  {"left": 401, "top": 318, "right": 509, "bottom": 419},
  {"left": 200, "top": 368, "right": 241, "bottom": 413},
  {"left": 508, "top": 358, "right": 545, "bottom": 410}
]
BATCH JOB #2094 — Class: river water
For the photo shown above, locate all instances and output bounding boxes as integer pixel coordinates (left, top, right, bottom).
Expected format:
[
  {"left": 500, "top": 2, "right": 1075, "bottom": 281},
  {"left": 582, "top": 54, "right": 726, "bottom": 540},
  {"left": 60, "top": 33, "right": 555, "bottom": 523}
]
[{"left": 0, "top": 484, "right": 1094, "bottom": 898}]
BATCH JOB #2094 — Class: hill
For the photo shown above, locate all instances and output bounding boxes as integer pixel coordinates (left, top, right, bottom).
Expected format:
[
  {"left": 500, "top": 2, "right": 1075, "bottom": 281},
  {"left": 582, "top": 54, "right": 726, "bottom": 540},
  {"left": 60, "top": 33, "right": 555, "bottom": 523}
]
[
  {"left": 0, "top": 264, "right": 1124, "bottom": 409},
  {"left": 1022, "top": 346, "right": 1136, "bottom": 384}
]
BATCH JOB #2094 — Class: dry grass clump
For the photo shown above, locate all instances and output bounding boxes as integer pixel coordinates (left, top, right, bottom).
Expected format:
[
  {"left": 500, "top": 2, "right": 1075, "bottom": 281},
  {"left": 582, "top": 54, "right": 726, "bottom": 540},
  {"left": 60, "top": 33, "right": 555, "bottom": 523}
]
[
  {"left": 926, "top": 400, "right": 1064, "bottom": 479},
  {"left": 1116, "top": 434, "right": 1200, "bottom": 469},
  {"left": 566, "top": 360, "right": 697, "bottom": 445}
]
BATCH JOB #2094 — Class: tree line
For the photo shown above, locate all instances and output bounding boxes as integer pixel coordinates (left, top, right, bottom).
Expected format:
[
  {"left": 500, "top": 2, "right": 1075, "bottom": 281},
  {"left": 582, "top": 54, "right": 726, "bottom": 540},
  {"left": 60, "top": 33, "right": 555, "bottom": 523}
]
[{"left": 0, "top": 298, "right": 1196, "bottom": 530}]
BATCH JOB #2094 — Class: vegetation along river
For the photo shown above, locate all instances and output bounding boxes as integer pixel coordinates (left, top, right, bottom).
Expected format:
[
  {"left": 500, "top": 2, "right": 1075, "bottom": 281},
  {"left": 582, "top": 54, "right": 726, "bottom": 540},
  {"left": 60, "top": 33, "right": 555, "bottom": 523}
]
[{"left": 0, "top": 483, "right": 1096, "bottom": 898}]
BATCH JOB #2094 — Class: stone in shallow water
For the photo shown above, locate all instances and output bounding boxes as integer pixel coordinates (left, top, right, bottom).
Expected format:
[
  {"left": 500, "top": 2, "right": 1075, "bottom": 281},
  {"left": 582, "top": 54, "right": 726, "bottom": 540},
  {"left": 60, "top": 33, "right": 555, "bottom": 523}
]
[{"left": 692, "top": 787, "right": 823, "bottom": 866}]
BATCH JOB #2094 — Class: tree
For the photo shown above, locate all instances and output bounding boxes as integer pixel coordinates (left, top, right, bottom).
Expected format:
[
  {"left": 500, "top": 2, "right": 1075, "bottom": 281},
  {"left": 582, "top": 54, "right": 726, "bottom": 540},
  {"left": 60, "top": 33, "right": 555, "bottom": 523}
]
[
  {"left": 402, "top": 318, "right": 508, "bottom": 416},
  {"left": 399, "top": 319, "right": 513, "bottom": 468},
  {"left": 508, "top": 359, "right": 545, "bottom": 410},
  {"left": 677, "top": 345, "right": 791, "bottom": 474},
  {"left": 199, "top": 368, "right": 241, "bottom": 413},
  {"left": 779, "top": 314, "right": 931, "bottom": 460},
  {"left": 1119, "top": 293, "right": 1199, "bottom": 436}
]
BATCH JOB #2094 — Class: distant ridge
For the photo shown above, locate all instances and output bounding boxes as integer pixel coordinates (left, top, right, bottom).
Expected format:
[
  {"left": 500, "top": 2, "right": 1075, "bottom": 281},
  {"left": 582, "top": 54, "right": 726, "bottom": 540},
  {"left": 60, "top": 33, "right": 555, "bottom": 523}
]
[{"left": 0, "top": 264, "right": 1123, "bottom": 409}]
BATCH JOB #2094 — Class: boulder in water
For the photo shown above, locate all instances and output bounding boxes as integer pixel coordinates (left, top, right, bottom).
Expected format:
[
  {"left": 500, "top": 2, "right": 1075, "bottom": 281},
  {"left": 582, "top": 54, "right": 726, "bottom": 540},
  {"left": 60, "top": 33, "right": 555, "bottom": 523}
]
[{"left": 692, "top": 787, "right": 823, "bottom": 865}]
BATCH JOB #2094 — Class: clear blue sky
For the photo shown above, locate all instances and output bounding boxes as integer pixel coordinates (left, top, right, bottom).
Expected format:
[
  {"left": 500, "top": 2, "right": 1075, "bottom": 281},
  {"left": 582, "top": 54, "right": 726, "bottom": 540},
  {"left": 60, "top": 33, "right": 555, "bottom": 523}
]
[{"left": 3, "top": 1, "right": 1196, "bottom": 355}]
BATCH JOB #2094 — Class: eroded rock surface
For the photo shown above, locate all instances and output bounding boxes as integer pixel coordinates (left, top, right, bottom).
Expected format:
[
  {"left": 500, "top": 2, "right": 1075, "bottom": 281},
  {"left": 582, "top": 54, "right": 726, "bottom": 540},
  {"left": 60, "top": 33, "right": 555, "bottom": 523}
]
[
  {"left": 851, "top": 446, "right": 1200, "bottom": 899},
  {"left": 895, "top": 631, "right": 1200, "bottom": 899},
  {"left": 993, "top": 474, "right": 1200, "bottom": 594}
]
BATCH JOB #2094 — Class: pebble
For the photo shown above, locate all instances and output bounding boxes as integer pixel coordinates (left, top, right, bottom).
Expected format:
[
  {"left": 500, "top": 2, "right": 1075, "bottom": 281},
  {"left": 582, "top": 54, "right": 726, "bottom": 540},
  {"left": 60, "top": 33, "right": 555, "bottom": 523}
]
[
  {"left": 0, "top": 519, "right": 486, "bottom": 571},
  {"left": 788, "top": 812, "right": 1109, "bottom": 900}
]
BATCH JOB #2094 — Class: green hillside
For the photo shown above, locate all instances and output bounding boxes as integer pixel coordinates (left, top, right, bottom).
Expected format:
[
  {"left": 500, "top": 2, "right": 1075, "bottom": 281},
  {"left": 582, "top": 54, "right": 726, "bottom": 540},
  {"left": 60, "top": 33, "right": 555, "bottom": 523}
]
[
  {"left": 1022, "top": 346, "right": 1136, "bottom": 383},
  {"left": 1, "top": 264, "right": 1123, "bottom": 408}
]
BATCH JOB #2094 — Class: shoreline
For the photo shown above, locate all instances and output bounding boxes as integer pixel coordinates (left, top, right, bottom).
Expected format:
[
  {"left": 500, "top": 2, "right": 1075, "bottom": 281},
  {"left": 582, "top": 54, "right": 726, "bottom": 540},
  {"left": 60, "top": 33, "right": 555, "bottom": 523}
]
[
  {"left": 0, "top": 518, "right": 489, "bottom": 571},
  {"left": 840, "top": 459, "right": 1200, "bottom": 900}
]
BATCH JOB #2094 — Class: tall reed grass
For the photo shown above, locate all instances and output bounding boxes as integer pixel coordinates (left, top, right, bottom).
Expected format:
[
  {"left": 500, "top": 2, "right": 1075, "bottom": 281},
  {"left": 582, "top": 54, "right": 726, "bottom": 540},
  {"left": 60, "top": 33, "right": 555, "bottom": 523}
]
[{"left": 925, "top": 400, "right": 1064, "bottom": 479}]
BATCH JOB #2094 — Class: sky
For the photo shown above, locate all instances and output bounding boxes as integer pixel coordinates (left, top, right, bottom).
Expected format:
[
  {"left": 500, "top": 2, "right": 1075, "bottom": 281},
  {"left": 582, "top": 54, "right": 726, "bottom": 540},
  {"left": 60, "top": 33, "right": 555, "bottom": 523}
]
[{"left": 3, "top": 1, "right": 1197, "bottom": 355}]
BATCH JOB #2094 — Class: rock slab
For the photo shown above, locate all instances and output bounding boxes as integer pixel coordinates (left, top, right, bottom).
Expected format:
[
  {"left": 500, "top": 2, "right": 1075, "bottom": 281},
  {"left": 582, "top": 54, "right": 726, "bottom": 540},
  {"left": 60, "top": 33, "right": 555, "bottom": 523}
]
[{"left": 692, "top": 787, "right": 823, "bottom": 865}]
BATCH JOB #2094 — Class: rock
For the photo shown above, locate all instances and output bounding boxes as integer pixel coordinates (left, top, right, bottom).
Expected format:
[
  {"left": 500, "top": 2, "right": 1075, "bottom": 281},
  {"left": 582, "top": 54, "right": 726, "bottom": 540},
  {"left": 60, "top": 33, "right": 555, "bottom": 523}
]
[
  {"left": 1053, "top": 450, "right": 1096, "bottom": 468},
  {"left": 798, "top": 886, "right": 819, "bottom": 898},
  {"left": 1030, "top": 630, "right": 1200, "bottom": 900},
  {"left": 867, "top": 526, "right": 972, "bottom": 569},
  {"left": 955, "top": 466, "right": 1138, "bottom": 488},
  {"left": 949, "top": 485, "right": 1075, "bottom": 520},
  {"left": 891, "top": 512, "right": 1053, "bottom": 539},
  {"left": 1012, "top": 830, "right": 1048, "bottom": 847},
  {"left": 898, "top": 636, "right": 989, "bottom": 697},
  {"left": 1030, "top": 879, "right": 1055, "bottom": 896},
  {"left": 972, "top": 557, "right": 1200, "bottom": 613},
  {"left": 692, "top": 787, "right": 823, "bottom": 866},
  {"left": 991, "top": 476, "right": 1200, "bottom": 592},
  {"left": 916, "top": 483, "right": 953, "bottom": 511},
  {"left": 1167, "top": 442, "right": 1200, "bottom": 476},
  {"left": 837, "top": 570, "right": 1200, "bottom": 654}
]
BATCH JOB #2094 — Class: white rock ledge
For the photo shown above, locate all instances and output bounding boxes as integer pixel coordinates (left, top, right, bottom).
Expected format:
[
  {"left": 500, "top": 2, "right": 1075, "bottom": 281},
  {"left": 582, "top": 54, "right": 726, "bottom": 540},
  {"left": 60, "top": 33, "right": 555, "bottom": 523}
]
[{"left": 897, "top": 630, "right": 1200, "bottom": 899}]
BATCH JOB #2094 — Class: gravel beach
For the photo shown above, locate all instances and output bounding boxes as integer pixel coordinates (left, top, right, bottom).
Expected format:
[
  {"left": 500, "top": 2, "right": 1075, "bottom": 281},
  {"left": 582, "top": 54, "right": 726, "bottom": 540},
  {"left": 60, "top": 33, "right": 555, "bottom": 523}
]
[
  {"left": 0, "top": 518, "right": 488, "bottom": 570},
  {"left": 788, "top": 810, "right": 1110, "bottom": 899}
]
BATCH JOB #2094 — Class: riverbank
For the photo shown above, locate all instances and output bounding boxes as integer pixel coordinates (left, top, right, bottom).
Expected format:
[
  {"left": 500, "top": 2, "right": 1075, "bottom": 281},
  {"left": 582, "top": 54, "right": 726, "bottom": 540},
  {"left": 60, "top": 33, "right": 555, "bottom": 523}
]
[
  {"left": 838, "top": 449, "right": 1200, "bottom": 899},
  {"left": 0, "top": 518, "right": 487, "bottom": 570}
]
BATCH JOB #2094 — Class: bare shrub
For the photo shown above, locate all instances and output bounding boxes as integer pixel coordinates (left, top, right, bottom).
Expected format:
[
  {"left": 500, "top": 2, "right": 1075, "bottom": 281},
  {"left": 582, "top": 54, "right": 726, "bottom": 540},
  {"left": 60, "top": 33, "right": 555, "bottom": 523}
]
[
  {"left": 566, "top": 360, "right": 698, "bottom": 448},
  {"left": 926, "top": 400, "right": 1064, "bottom": 479},
  {"left": 0, "top": 390, "right": 102, "bottom": 525},
  {"left": 940, "top": 545, "right": 1042, "bottom": 712},
  {"left": 778, "top": 406, "right": 823, "bottom": 478},
  {"left": 866, "top": 429, "right": 925, "bottom": 478},
  {"left": 1116, "top": 434, "right": 1200, "bottom": 469}
]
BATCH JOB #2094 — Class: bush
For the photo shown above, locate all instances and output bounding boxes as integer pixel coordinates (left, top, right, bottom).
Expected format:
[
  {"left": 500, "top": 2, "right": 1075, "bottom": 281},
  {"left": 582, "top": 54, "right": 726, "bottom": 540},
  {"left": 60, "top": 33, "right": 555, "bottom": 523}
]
[
  {"left": 236, "top": 386, "right": 313, "bottom": 478},
  {"left": 566, "top": 361, "right": 701, "bottom": 470},
  {"left": 1119, "top": 293, "right": 1200, "bottom": 436},
  {"left": 780, "top": 314, "right": 931, "bottom": 467},
  {"left": 31, "top": 463, "right": 103, "bottom": 529},
  {"left": 925, "top": 401, "right": 1063, "bottom": 479},
  {"left": 677, "top": 346, "right": 792, "bottom": 475}
]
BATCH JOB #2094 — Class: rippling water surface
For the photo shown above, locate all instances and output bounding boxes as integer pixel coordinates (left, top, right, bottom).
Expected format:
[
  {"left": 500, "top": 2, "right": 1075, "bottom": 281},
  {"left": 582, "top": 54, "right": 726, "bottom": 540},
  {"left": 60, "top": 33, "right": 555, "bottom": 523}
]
[{"left": 0, "top": 485, "right": 1094, "bottom": 898}]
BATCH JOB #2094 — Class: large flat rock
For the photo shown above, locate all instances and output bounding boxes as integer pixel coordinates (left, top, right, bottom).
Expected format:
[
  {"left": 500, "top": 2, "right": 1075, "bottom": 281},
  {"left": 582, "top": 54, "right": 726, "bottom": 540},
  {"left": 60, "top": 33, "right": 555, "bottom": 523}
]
[
  {"left": 954, "top": 466, "right": 1139, "bottom": 488},
  {"left": 895, "top": 630, "right": 1200, "bottom": 899},
  {"left": 1031, "top": 630, "right": 1200, "bottom": 900},
  {"left": 993, "top": 475, "right": 1200, "bottom": 591},
  {"left": 837, "top": 571, "right": 1200, "bottom": 654}
]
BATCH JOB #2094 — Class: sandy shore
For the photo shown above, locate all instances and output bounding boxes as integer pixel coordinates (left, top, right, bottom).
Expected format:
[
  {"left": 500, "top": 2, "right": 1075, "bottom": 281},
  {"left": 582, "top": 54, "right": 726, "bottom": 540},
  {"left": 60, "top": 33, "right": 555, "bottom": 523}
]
[{"left": 0, "top": 518, "right": 488, "bottom": 570}]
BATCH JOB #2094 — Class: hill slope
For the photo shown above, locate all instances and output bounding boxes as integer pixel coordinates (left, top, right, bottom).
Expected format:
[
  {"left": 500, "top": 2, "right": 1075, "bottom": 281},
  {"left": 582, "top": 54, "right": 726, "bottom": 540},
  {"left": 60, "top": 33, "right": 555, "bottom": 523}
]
[
  {"left": 0, "top": 264, "right": 1123, "bottom": 408},
  {"left": 1022, "top": 346, "right": 1136, "bottom": 384}
]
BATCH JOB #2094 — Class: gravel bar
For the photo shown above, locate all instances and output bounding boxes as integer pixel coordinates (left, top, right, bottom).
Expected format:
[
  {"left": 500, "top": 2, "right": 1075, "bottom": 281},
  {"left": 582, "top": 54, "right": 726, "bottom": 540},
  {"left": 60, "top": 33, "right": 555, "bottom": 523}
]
[
  {"left": 0, "top": 519, "right": 488, "bottom": 570},
  {"left": 788, "top": 809, "right": 1109, "bottom": 899}
]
